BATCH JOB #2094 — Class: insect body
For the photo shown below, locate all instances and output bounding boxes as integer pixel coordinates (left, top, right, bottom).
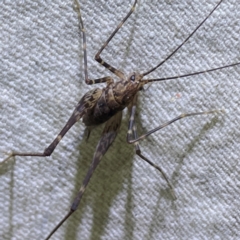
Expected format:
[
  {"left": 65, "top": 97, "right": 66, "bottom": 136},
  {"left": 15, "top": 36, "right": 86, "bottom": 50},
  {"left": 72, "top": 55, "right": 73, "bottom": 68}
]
[{"left": 1, "top": 0, "right": 240, "bottom": 239}]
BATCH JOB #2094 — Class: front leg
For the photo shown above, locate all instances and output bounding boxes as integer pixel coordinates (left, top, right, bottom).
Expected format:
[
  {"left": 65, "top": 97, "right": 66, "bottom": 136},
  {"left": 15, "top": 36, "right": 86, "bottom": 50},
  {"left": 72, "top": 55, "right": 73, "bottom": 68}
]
[
  {"left": 74, "top": 0, "right": 138, "bottom": 80},
  {"left": 94, "top": 0, "right": 138, "bottom": 78}
]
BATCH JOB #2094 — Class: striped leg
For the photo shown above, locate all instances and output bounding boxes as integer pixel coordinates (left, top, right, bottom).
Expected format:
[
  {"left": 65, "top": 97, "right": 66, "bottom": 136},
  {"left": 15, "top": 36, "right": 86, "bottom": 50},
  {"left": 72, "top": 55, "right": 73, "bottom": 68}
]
[
  {"left": 128, "top": 95, "right": 176, "bottom": 199},
  {"left": 1, "top": 85, "right": 103, "bottom": 165},
  {"left": 74, "top": 0, "right": 114, "bottom": 85},
  {"left": 1, "top": 98, "right": 88, "bottom": 164},
  {"left": 94, "top": 0, "right": 138, "bottom": 79},
  {"left": 127, "top": 110, "right": 220, "bottom": 144},
  {"left": 44, "top": 111, "right": 123, "bottom": 240},
  {"left": 127, "top": 103, "right": 221, "bottom": 197}
]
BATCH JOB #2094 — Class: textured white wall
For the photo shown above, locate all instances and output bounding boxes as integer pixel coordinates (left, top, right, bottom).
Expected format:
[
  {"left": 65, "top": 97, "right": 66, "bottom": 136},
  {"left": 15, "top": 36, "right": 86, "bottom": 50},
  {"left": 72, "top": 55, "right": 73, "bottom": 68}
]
[{"left": 1, "top": 0, "right": 240, "bottom": 240}]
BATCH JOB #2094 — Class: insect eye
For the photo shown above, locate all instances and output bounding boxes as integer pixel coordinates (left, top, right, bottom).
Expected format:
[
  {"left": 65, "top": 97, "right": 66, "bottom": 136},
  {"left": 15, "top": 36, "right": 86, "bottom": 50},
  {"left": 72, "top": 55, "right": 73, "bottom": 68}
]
[{"left": 130, "top": 75, "right": 135, "bottom": 81}]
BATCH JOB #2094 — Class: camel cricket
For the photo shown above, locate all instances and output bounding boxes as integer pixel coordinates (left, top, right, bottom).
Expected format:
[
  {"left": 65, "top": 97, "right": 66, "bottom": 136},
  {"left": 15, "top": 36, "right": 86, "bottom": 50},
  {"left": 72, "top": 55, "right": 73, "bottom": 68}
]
[{"left": 1, "top": 0, "right": 240, "bottom": 239}]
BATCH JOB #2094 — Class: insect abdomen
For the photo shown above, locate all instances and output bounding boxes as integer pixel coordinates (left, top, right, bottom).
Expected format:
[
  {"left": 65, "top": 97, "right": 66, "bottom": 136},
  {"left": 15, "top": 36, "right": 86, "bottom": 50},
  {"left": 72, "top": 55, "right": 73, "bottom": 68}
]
[{"left": 82, "top": 84, "right": 125, "bottom": 127}]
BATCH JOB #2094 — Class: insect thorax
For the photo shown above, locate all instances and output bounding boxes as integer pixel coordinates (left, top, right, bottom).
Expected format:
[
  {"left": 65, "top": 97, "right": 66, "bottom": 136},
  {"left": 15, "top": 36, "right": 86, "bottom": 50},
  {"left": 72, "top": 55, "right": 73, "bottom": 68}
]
[{"left": 82, "top": 74, "right": 142, "bottom": 127}]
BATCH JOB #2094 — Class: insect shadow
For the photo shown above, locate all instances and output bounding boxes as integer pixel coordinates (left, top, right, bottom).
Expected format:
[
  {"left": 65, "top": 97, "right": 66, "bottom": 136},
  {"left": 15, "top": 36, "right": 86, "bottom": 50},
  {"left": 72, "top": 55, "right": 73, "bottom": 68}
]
[{"left": 63, "top": 117, "right": 135, "bottom": 240}]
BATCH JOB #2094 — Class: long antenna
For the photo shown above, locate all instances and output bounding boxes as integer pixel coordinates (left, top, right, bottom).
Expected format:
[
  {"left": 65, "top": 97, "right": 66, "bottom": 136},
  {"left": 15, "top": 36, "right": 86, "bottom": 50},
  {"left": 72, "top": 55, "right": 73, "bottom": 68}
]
[
  {"left": 142, "top": 0, "right": 224, "bottom": 77},
  {"left": 144, "top": 62, "right": 240, "bottom": 83}
]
